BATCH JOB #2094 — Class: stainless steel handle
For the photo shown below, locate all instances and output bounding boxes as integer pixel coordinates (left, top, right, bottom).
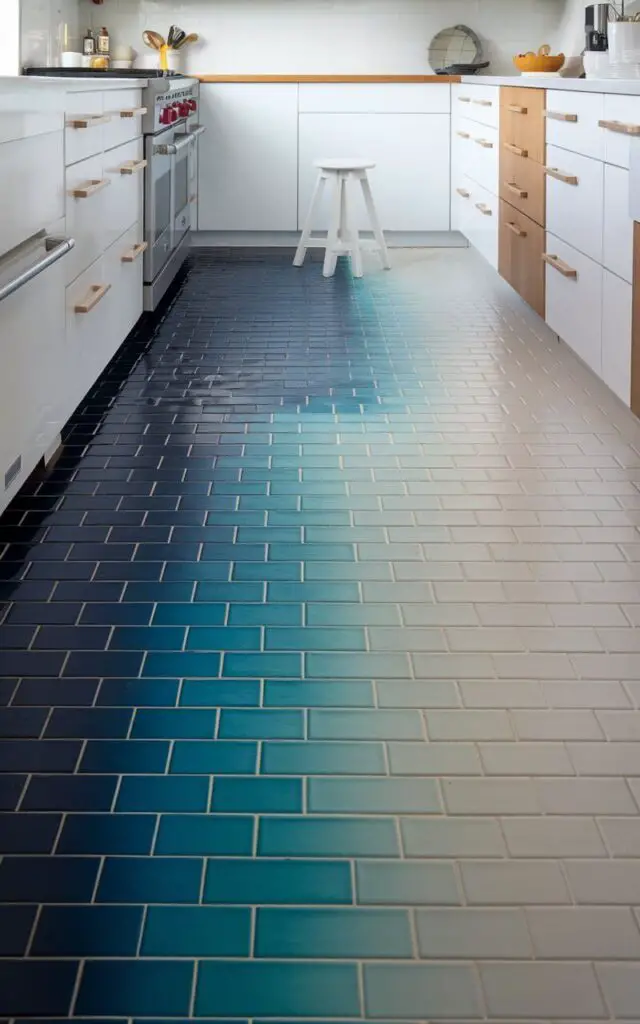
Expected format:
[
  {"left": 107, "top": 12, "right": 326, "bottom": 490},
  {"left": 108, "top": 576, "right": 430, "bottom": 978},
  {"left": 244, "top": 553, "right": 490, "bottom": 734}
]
[
  {"left": 187, "top": 124, "right": 205, "bottom": 138},
  {"left": 154, "top": 134, "right": 193, "bottom": 156},
  {"left": 0, "top": 236, "right": 75, "bottom": 304}
]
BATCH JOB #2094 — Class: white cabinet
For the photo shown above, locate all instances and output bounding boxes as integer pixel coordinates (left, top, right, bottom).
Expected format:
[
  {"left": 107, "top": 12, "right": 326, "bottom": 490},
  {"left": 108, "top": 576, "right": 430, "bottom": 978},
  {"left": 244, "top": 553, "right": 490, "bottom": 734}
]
[
  {"left": 197, "top": 84, "right": 299, "bottom": 231},
  {"left": 546, "top": 90, "right": 604, "bottom": 160},
  {"left": 0, "top": 131, "right": 64, "bottom": 259},
  {"left": 298, "top": 113, "right": 450, "bottom": 232},
  {"left": 603, "top": 162, "right": 633, "bottom": 284},
  {"left": 545, "top": 231, "right": 603, "bottom": 377},
  {"left": 602, "top": 268, "right": 632, "bottom": 406},
  {"left": 463, "top": 176, "right": 498, "bottom": 270},
  {"left": 546, "top": 144, "right": 604, "bottom": 264},
  {"left": 452, "top": 83, "right": 500, "bottom": 130},
  {"left": 299, "top": 84, "right": 450, "bottom": 114},
  {"left": 601, "top": 94, "right": 640, "bottom": 169}
]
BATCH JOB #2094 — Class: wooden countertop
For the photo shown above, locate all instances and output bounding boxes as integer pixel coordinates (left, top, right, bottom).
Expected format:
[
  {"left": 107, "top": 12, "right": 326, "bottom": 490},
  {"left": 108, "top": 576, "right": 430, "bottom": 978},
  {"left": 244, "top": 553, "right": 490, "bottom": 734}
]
[{"left": 196, "top": 74, "right": 460, "bottom": 83}]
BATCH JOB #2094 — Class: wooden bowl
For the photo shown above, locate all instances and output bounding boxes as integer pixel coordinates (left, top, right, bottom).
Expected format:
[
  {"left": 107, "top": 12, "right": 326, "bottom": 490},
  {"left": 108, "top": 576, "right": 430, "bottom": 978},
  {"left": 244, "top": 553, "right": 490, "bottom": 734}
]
[{"left": 514, "top": 45, "right": 565, "bottom": 74}]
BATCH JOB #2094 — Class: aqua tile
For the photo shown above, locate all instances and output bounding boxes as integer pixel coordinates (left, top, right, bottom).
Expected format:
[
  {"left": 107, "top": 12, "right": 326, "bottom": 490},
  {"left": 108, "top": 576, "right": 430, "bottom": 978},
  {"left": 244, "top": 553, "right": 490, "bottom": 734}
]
[
  {"left": 96, "top": 678, "right": 180, "bottom": 707},
  {"left": 258, "top": 816, "right": 399, "bottom": 857},
  {"left": 97, "top": 856, "right": 202, "bottom": 903},
  {"left": 116, "top": 775, "right": 208, "bottom": 812},
  {"left": 222, "top": 652, "right": 302, "bottom": 679},
  {"left": 76, "top": 961, "right": 193, "bottom": 1017},
  {"left": 155, "top": 814, "right": 254, "bottom": 855},
  {"left": 232, "top": 562, "right": 301, "bottom": 582},
  {"left": 57, "top": 814, "right": 156, "bottom": 855},
  {"left": 152, "top": 604, "right": 226, "bottom": 626},
  {"left": 308, "top": 777, "right": 441, "bottom": 814},
  {"left": 195, "top": 962, "right": 359, "bottom": 1018},
  {"left": 212, "top": 777, "right": 302, "bottom": 813},
  {"left": 163, "top": 562, "right": 230, "bottom": 582},
  {"left": 143, "top": 652, "right": 221, "bottom": 678},
  {"left": 170, "top": 739, "right": 257, "bottom": 774},
  {"left": 269, "top": 543, "right": 355, "bottom": 562},
  {"left": 306, "top": 652, "right": 411, "bottom": 679},
  {"left": 80, "top": 740, "right": 169, "bottom": 774},
  {"left": 356, "top": 861, "right": 461, "bottom": 906},
  {"left": 196, "top": 581, "right": 263, "bottom": 603},
  {"left": 268, "top": 511, "right": 350, "bottom": 527},
  {"left": 219, "top": 709, "right": 304, "bottom": 739},
  {"left": 31, "top": 905, "right": 143, "bottom": 956},
  {"left": 131, "top": 708, "right": 217, "bottom": 739},
  {"left": 228, "top": 603, "right": 302, "bottom": 626},
  {"left": 265, "top": 627, "right": 367, "bottom": 651},
  {"left": 309, "top": 709, "right": 423, "bottom": 740},
  {"left": 0, "top": 960, "right": 79, "bottom": 1017},
  {"left": 363, "top": 964, "right": 482, "bottom": 1019},
  {"left": 109, "top": 627, "right": 185, "bottom": 650},
  {"left": 237, "top": 527, "right": 300, "bottom": 543},
  {"left": 179, "top": 680, "right": 261, "bottom": 707},
  {"left": 267, "top": 582, "right": 360, "bottom": 603},
  {"left": 262, "top": 741, "right": 385, "bottom": 775},
  {"left": 203, "top": 858, "right": 352, "bottom": 905},
  {"left": 142, "top": 906, "right": 251, "bottom": 957},
  {"left": 255, "top": 907, "right": 412, "bottom": 958},
  {"left": 264, "top": 680, "right": 374, "bottom": 708},
  {"left": 186, "top": 626, "right": 261, "bottom": 651}
]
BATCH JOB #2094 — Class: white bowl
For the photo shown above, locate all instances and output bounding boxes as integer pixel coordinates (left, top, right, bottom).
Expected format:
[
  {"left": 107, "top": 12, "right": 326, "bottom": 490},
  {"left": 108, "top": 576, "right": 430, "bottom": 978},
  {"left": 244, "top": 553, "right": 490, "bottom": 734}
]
[
  {"left": 112, "top": 59, "right": 133, "bottom": 69},
  {"left": 60, "top": 50, "right": 84, "bottom": 67}
]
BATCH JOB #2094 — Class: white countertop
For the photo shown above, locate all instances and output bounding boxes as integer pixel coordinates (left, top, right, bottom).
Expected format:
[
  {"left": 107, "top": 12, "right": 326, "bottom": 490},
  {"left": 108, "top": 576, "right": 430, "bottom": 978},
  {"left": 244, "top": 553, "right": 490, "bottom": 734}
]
[
  {"left": 0, "top": 75, "right": 149, "bottom": 92},
  {"left": 462, "top": 74, "right": 640, "bottom": 95}
]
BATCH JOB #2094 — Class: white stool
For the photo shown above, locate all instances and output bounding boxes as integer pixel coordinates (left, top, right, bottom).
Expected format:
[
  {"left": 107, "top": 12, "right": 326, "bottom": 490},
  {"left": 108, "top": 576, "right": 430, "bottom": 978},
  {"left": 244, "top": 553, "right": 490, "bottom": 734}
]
[{"left": 294, "top": 158, "right": 390, "bottom": 278}]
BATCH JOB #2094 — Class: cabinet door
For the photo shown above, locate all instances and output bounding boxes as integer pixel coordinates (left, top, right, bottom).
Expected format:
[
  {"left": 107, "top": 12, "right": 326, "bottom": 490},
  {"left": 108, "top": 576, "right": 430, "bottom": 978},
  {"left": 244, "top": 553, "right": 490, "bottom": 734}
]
[
  {"left": 603, "top": 163, "right": 633, "bottom": 284},
  {"left": 499, "top": 201, "right": 545, "bottom": 318},
  {"left": 602, "top": 268, "right": 632, "bottom": 406},
  {"left": 298, "top": 113, "right": 450, "bottom": 232},
  {"left": 546, "top": 144, "right": 604, "bottom": 264},
  {"left": 197, "top": 84, "right": 298, "bottom": 231},
  {"left": 545, "top": 232, "right": 603, "bottom": 376}
]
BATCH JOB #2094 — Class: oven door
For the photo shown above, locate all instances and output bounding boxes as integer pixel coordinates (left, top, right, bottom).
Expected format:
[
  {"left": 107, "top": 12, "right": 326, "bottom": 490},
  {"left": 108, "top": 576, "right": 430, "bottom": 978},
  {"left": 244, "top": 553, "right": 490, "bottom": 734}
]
[{"left": 144, "top": 126, "right": 192, "bottom": 284}]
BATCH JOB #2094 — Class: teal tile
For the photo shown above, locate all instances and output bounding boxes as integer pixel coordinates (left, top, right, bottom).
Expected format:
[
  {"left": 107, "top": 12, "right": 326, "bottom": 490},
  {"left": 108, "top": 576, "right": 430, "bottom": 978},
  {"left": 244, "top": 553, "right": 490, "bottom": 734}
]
[
  {"left": 255, "top": 907, "right": 412, "bottom": 958},
  {"left": 363, "top": 964, "right": 482, "bottom": 1019},
  {"left": 308, "top": 777, "right": 441, "bottom": 814},
  {"left": 219, "top": 708, "right": 303, "bottom": 739},
  {"left": 77, "top": 962, "right": 193, "bottom": 1017},
  {"left": 143, "top": 652, "right": 221, "bottom": 678},
  {"left": 116, "top": 776, "right": 208, "bottom": 812},
  {"left": 356, "top": 861, "right": 462, "bottom": 906},
  {"left": 267, "top": 582, "right": 360, "bottom": 603},
  {"left": 228, "top": 604, "right": 303, "bottom": 626},
  {"left": 304, "top": 562, "right": 393, "bottom": 581},
  {"left": 186, "top": 627, "right": 261, "bottom": 651},
  {"left": 258, "top": 817, "right": 400, "bottom": 857},
  {"left": 155, "top": 814, "right": 254, "bottom": 855},
  {"left": 203, "top": 858, "right": 352, "bottom": 905},
  {"left": 306, "top": 652, "right": 411, "bottom": 679},
  {"left": 264, "top": 680, "right": 374, "bottom": 708},
  {"left": 306, "top": 603, "right": 402, "bottom": 626},
  {"left": 132, "top": 709, "right": 217, "bottom": 739},
  {"left": 233, "top": 562, "right": 301, "bottom": 582},
  {"left": 222, "top": 653, "right": 302, "bottom": 679},
  {"left": 97, "top": 856, "right": 202, "bottom": 903},
  {"left": 195, "top": 962, "right": 359, "bottom": 1018},
  {"left": 268, "top": 512, "right": 350, "bottom": 527},
  {"left": 152, "top": 604, "right": 226, "bottom": 626},
  {"left": 305, "top": 527, "right": 385, "bottom": 543},
  {"left": 269, "top": 543, "right": 354, "bottom": 562},
  {"left": 196, "top": 582, "right": 263, "bottom": 602},
  {"left": 309, "top": 709, "right": 423, "bottom": 740},
  {"left": 265, "top": 628, "right": 366, "bottom": 651},
  {"left": 262, "top": 741, "right": 385, "bottom": 776},
  {"left": 170, "top": 740, "right": 257, "bottom": 775},
  {"left": 212, "top": 778, "right": 302, "bottom": 813},
  {"left": 142, "top": 906, "right": 250, "bottom": 956},
  {"left": 236, "top": 528, "right": 300, "bottom": 543},
  {"left": 179, "top": 680, "right": 261, "bottom": 707}
]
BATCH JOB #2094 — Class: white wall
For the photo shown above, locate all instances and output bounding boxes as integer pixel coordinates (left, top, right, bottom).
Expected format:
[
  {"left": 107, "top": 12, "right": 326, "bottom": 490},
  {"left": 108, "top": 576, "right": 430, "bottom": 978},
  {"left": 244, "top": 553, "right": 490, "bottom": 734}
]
[
  {"left": 0, "top": 0, "right": 20, "bottom": 75},
  {"left": 79, "top": 0, "right": 564, "bottom": 76},
  {"left": 21, "top": 0, "right": 80, "bottom": 68}
]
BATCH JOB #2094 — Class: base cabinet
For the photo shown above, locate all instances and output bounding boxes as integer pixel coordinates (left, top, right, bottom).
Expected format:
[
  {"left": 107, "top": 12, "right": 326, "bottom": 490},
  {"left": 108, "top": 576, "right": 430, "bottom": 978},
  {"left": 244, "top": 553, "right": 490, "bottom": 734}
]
[
  {"left": 602, "top": 268, "right": 632, "bottom": 406},
  {"left": 545, "top": 232, "right": 603, "bottom": 377},
  {"left": 499, "top": 201, "right": 545, "bottom": 318}
]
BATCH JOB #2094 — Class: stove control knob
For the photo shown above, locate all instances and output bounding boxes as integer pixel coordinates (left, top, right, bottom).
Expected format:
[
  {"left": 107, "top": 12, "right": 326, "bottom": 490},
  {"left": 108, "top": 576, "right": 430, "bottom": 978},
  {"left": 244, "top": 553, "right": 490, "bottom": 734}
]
[
  {"left": 177, "top": 102, "right": 190, "bottom": 117},
  {"left": 159, "top": 107, "right": 173, "bottom": 125},
  {"left": 187, "top": 99, "right": 197, "bottom": 111}
]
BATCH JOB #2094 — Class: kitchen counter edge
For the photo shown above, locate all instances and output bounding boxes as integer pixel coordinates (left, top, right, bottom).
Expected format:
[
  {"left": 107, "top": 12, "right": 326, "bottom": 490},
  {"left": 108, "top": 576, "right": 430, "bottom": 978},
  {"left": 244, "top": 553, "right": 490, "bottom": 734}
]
[
  {"left": 195, "top": 74, "right": 460, "bottom": 83},
  {"left": 461, "top": 74, "right": 640, "bottom": 95}
]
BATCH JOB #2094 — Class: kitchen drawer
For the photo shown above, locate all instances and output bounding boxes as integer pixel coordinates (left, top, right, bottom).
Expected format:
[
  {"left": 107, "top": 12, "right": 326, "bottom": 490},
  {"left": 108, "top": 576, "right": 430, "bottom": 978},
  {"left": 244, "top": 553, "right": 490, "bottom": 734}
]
[
  {"left": 102, "top": 89, "right": 146, "bottom": 151},
  {"left": 500, "top": 146, "right": 545, "bottom": 227},
  {"left": 65, "top": 91, "right": 106, "bottom": 167},
  {"left": 545, "top": 231, "right": 602, "bottom": 376},
  {"left": 452, "top": 179, "right": 473, "bottom": 233},
  {"left": 604, "top": 163, "right": 633, "bottom": 284},
  {"left": 461, "top": 120, "right": 498, "bottom": 194},
  {"left": 546, "top": 144, "right": 604, "bottom": 263},
  {"left": 299, "top": 84, "right": 450, "bottom": 114},
  {"left": 104, "top": 221, "right": 144, "bottom": 355},
  {"left": 65, "top": 255, "right": 112, "bottom": 409},
  {"left": 498, "top": 201, "right": 545, "bottom": 319},
  {"left": 500, "top": 86, "right": 545, "bottom": 165},
  {"left": 64, "top": 152, "right": 108, "bottom": 285},
  {"left": 454, "top": 84, "right": 499, "bottom": 129},
  {"left": 464, "top": 176, "right": 498, "bottom": 270},
  {"left": 102, "top": 137, "right": 145, "bottom": 252},
  {"left": 600, "top": 94, "right": 640, "bottom": 170},
  {"left": 545, "top": 90, "right": 604, "bottom": 161},
  {"left": 0, "top": 131, "right": 64, "bottom": 259},
  {"left": 602, "top": 267, "right": 632, "bottom": 406}
]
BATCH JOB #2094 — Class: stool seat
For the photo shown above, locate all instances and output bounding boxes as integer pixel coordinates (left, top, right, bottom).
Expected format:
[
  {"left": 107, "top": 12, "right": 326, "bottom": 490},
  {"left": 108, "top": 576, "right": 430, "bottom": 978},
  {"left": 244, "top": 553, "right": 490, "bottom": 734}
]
[{"left": 294, "top": 158, "right": 390, "bottom": 279}]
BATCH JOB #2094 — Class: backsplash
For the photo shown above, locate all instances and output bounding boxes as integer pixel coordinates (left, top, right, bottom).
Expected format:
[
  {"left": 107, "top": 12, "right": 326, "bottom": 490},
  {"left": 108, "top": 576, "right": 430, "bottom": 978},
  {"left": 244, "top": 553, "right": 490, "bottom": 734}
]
[
  {"left": 78, "top": 0, "right": 564, "bottom": 75},
  {"left": 21, "top": 0, "right": 80, "bottom": 67}
]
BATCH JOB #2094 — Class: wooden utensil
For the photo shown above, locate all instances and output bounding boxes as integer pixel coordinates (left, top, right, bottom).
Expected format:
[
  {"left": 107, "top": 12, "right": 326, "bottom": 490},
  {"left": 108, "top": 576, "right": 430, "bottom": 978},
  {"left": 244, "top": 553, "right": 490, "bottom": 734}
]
[
  {"left": 174, "top": 32, "right": 198, "bottom": 49},
  {"left": 142, "top": 30, "right": 164, "bottom": 50}
]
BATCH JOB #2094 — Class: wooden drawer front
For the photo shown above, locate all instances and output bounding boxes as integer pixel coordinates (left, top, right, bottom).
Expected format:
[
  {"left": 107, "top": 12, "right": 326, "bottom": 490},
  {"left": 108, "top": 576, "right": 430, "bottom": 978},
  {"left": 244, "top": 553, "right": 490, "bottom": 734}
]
[
  {"left": 103, "top": 89, "right": 145, "bottom": 151},
  {"left": 500, "top": 87, "right": 545, "bottom": 165},
  {"left": 102, "top": 137, "right": 145, "bottom": 253},
  {"left": 546, "top": 144, "right": 604, "bottom": 264},
  {"left": 64, "top": 152, "right": 107, "bottom": 285},
  {"left": 65, "top": 91, "right": 105, "bottom": 167},
  {"left": 498, "top": 202, "right": 545, "bottom": 319},
  {"left": 602, "top": 268, "right": 632, "bottom": 406},
  {"left": 105, "top": 221, "right": 144, "bottom": 358},
  {"left": 463, "top": 176, "right": 498, "bottom": 270},
  {"left": 545, "top": 231, "right": 602, "bottom": 376},
  {"left": 500, "top": 147, "right": 545, "bottom": 227},
  {"left": 545, "top": 90, "right": 604, "bottom": 161},
  {"left": 601, "top": 94, "right": 640, "bottom": 170},
  {"left": 604, "top": 163, "right": 633, "bottom": 285},
  {"left": 454, "top": 84, "right": 499, "bottom": 129}
]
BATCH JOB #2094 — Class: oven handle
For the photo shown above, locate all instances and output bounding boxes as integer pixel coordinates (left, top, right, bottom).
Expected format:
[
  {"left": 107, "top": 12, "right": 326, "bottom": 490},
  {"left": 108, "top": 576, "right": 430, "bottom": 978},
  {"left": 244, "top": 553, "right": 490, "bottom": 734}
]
[
  {"left": 0, "top": 236, "right": 75, "bottom": 304},
  {"left": 187, "top": 125, "right": 206, "bottom": 139},
  {"left": 154, "top": 134, "right": 194, "bottom": 156}
]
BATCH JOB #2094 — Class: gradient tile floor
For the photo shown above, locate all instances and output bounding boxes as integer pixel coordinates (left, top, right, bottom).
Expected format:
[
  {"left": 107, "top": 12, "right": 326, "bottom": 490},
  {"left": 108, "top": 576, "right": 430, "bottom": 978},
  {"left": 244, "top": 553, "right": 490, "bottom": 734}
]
[{"left": 1, "top": 246, "right": 640, "bottom": 1022}]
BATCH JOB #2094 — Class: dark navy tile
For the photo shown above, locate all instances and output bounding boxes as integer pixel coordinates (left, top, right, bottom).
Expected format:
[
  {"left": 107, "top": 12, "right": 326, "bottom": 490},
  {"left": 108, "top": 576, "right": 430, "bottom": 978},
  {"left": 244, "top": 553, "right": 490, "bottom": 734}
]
[
  {"left": 7, "top": 602, "right": 82, "bottom": 624},
  {"left": 0, "top": 773, "right": 26, "bottom": 808},
  {"left": 80, "top": 739, "right": 169, "bottom": 774},
  {"left": 179, "top": 679, "right": 260, "bottom": 707},
  {"left": 64, "top": 650, "right": 144, "bottom": 677},
  {"left": 0, "top": 677, "right": 17, "bottom": 704},
  {"left": 76, "top": 961, "right": 193, "bottom": 1017},
  {"left": 57, "top": 813, "right": 156, "bottom": 854},
  {"left": 0, "top": 812, "right": 61, "bottom": 852},
  {"left": 80, "top": 602, "right": 154, "bottom": 625},
  {"left": 0, "top": 960, "right": 79, "bottom": 1016},
  {"left": 0, "top": 707, "right": 48, "bottom": 737},
  {"left": 0, "top": 651, "right": 65, "bottom": 676},
  {"left": 152, "top": 603, "right": 226, "bottom": 626},
  {"left": 142, "top": 906, "right": 251, "bottom": 956},
  {"left": 0, "top": 855, "right": 100, "bottom": 901},
  {"left": 53, "top": 581, "right": 123, "bottom": 602},
  {"left": 258, "top": 816, "right": 400, "bottom": 857},
  {"left": 110, "top": 626, "right": 186, "bottom": 650},
  {"left": 195, "top": 962, "right": 359, "bottom": 1018},
  {"left": 170, "top": 740, "right": 257, "bottom": 775},
  {"left": 155, "top": 814, "right": 254, "bottom": 855},
  {"left": 0, "top": 905, "right": 38, "bottom": 954},
  {"left": 0, "top": 739, "right": 81, "bottom": 773},
  {"left": 97, "top": 677, "right": 180, "bottom": 707},
  {"left": 97, "top": 856, "right": 202, "bottom": 903},
  {"left": 45, "top": 707, "right": 133, "bottom": 738},
  {"left": 32, "top": 625, "right": 110, "bottom": 649},
  {"left": 31, "top": 905, "right": 143, "bottom": 956},
  {"left": 203, "top": 858, "right": 352, "bottom": 905},
  {"left": 116, "top": 775, "right": 208, "bottom": 811},
  {"left": 22, "top": 774, "right": 117, "bottom": 811},
  {"left": 124, "top": 582, "right": 193, "bottom": 602},
  {"left": 13, "top": 676, "right": 99, "bottom": 706}
]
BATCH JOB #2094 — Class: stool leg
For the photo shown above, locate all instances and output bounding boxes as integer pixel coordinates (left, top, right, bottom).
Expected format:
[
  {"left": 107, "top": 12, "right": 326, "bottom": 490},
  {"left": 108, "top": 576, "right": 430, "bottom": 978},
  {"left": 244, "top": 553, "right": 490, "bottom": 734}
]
[
  {"left": 293, "top": 172, "right": 326, "bottom": 267},
  {"left": 323, "top": 172, "right": 342, "bottom": 278},
  {"left": 360, "top": 173, "right": 391, "bottom": 270},
  {"left": 346, "top": 174, "right": 363, "bottom": 278}
]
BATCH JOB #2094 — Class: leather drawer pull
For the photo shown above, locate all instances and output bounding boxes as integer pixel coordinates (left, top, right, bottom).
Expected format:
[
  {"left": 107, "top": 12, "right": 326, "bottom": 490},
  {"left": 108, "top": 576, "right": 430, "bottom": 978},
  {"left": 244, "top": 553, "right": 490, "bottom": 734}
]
[
  {"left": 456, "top": 188, "right": 471, "bottom": 198},
  {"left": 475, "top": 203, "right": 492, "bottom": 215},
  {"left": 74, "top": 283, "right": 111, "bottom": 313},
  {"left": 119, "top": 158, "right": 148, "bottom": 175},
  {"left": 598, "top": 118, "right": 640, "bottom": 136},
  {"left": 544, "top": 110, "right": 578, "bottom": 123},
  {"left": 66, "top": 113, "right": 111, "bottom": 129},
  {"left": 504, "top": 181, "right": 528, "bottom": 198},
  {"left": 456, "top": 131, "right": 470, "bottom": 139},
  {"left": 119, "top": 106, "right": 148, "bottom": 118},
  {"left": 507, "top": 104, "right": 528, "bottom": 115},
  {"left": 543, "top": 253, "right": 577, "bottom": 278},
  {"left": 458, "top": 96, "right": 471, "bottom": 103},
  {"left": 475, "top": 138, "right": 494, "bottom": 149},
  {"left": 69, "top": 178, "right": 110, "bottom": 199},
  {"left": 545, "top": 166, "right": 579, "bottom": 186},
  {"left": 504, "top": 142, "right": 528, "bottom": 158},
  {"left": 506, "top": 222, "right": 527, "bottom": 238},
  {"left": 473, "top": 99, "right": 493, "bottom": 107},
  {"left": 121, "top": 241, "right": 148, "bottom": 263}
]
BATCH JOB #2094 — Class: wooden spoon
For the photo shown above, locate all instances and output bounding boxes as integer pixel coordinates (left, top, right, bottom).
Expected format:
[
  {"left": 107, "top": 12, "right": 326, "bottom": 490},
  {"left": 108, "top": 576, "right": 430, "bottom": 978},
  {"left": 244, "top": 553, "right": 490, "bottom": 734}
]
[
  {"left": 174, "top": 32, "right": 199, "bottom": 49},
  {"left": 143, "top": 30, "right": 165, "bottom": 50}
]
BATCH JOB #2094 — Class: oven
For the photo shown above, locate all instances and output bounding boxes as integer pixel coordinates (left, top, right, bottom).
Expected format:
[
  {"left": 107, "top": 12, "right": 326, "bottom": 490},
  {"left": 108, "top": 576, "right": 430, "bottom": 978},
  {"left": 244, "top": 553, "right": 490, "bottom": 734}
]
[{"left": 144, "top": 122, "right": 192, "bottom": 288}]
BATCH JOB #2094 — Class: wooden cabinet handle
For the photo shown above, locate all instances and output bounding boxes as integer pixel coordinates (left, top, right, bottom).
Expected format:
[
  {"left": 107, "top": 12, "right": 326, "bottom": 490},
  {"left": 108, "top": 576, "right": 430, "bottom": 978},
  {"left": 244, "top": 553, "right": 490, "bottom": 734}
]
[
  {"left": 504, "top": 141, "right": 528, "bottom": 158},
  {"left": 598, "top": 118, "right": 640, "bottom": 136},
  {"left": 544, "top": 166, "right": 579, "bottom": 186},
  {"left": 121, "top": 241, "right": 148, "bottom": 263},
  {"left": 473, "top": 99, "right": 493, "bottom": 107},
  {"left": 503, "top": 181, "right": 528, "bottom": 199},
  {"left": 66, "top": 113, "right": 111, "bottom": 129},
  {"left": 456, "top": 188, "right": 471, "bottom": 198},
  {"left": 506, "top": 221, "right": 527, "bottom": 238},
  {"left": 475, "top": 138, "right": 494, "bottom": 149},
  {"left": 475, "top": 203, "right": 492, "bottom": 216},
  {"left": 119, "top": 158, "right": 148, "bottom": 175},
  {"left": 544, "top": 110, "right": 578, "bottom": 123},
  {"left": 507, "top": 104, "right": 528, "bottom": 114},
  {"left": 458, "top": 96, "right": 471, "bottom": 103},
  {"left": 119, "top": 106, "right": 148, "bottom": 118},
  {"left": 74, "top": 283, "right": 111, "bottom": 313},
  {"left": 69, "top": 178, "right": 110, "bottom": 199},
  {"left": 543, "top": 253, "right": 577, "bottom": 278},
  {"left": 456, "top": 131, "right": 470, "bottom": 139}
]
